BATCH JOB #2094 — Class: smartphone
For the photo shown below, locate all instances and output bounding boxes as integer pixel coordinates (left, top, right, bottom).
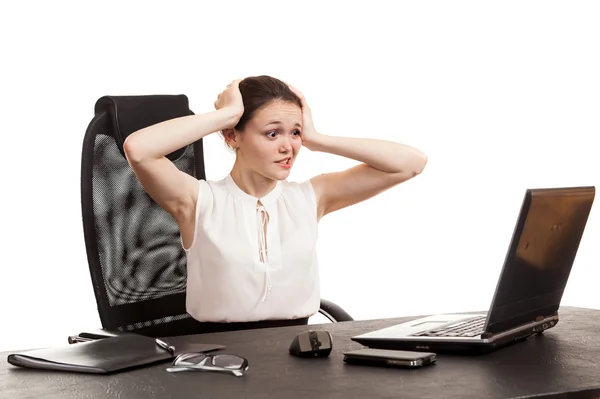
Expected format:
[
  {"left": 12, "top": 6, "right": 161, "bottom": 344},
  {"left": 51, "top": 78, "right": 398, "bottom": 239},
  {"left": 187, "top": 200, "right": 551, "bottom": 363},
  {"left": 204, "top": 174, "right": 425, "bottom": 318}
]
[{"left": 343, "top": 348, "right": 436, "bottom": 368}]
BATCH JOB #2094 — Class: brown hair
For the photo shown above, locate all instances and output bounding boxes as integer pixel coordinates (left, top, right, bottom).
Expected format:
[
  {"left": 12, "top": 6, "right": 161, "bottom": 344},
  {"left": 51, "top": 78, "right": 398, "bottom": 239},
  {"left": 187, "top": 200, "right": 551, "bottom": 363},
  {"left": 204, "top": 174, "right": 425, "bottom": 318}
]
[{"left": 235, "top": 75, "right": 302, "bottom": 131}]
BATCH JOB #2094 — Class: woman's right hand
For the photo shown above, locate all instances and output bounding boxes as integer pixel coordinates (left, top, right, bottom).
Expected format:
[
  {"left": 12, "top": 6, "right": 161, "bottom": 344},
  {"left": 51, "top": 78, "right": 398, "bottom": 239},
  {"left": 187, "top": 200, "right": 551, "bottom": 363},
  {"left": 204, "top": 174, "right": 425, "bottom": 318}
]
[{"left": 214, "top": 79, "right": 244, "bottom": 128}]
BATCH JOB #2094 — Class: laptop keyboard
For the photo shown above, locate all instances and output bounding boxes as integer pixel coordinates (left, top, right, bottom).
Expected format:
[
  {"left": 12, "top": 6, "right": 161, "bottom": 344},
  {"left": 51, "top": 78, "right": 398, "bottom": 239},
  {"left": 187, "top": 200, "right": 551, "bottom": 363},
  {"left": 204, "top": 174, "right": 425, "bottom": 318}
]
[{"left": 413, "top": 316, "right": 486, "bottom": 338}]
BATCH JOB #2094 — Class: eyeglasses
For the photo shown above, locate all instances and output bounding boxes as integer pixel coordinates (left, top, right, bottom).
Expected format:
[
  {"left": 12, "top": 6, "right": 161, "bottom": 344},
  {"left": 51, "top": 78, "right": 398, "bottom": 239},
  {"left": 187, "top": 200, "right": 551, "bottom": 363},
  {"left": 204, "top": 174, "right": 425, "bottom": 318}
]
[{"left": 166, "top": 352, "right": 249, "bottom": 377}]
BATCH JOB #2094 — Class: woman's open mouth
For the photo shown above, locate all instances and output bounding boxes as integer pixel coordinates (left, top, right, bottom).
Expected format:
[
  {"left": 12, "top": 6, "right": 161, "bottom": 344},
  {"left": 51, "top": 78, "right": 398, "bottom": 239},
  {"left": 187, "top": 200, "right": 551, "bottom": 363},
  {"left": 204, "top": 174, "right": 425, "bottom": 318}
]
[{"left": 275, "top": 157, "right": 291, "bottom": 169}]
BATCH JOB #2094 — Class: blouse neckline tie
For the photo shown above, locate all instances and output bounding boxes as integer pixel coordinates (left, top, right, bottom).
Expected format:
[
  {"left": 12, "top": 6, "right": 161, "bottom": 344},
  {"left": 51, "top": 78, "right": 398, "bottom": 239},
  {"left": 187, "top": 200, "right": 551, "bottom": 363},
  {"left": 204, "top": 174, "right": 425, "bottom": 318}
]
[{"left": 257, "top": 203, "right": 272, "bottom": 302}]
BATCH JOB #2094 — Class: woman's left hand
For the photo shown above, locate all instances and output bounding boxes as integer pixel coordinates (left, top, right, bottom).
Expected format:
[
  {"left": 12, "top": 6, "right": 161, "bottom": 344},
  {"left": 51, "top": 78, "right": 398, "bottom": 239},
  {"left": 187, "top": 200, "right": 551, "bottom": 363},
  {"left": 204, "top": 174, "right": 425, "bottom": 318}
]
[{"left": 288, "top": 85, "right": 323, "bottom": 151}]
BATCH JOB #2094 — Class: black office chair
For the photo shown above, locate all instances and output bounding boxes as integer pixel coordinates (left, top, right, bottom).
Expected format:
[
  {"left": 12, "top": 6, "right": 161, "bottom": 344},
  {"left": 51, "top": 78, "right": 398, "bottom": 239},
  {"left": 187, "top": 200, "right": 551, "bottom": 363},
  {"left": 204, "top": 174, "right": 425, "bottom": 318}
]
[{"left": 80, "top": 94, "right": 353, "bottom": 338}]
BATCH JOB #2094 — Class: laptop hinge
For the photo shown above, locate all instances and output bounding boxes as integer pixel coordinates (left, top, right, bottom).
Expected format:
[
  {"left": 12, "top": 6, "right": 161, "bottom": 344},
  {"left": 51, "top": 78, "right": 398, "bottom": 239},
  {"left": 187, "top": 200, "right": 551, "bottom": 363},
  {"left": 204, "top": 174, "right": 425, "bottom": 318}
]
[{"left": 481, "top": 313, "right": 559, "bottom": 340}]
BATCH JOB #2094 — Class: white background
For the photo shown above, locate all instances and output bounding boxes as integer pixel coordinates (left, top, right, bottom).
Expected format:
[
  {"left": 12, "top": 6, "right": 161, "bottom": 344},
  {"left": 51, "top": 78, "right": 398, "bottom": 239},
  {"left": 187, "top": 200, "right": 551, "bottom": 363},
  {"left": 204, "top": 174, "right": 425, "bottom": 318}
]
[{"left": 1, "top": 0, "right": 598, "bottom": 352}]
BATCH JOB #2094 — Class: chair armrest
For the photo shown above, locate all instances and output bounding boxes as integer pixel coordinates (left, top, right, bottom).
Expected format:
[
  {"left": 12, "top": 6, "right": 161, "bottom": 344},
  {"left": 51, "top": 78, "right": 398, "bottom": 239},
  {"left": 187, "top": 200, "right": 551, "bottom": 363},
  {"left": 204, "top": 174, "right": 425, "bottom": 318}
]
[{"left": 319, "top": 299, "right": 354, "bottom": 322}]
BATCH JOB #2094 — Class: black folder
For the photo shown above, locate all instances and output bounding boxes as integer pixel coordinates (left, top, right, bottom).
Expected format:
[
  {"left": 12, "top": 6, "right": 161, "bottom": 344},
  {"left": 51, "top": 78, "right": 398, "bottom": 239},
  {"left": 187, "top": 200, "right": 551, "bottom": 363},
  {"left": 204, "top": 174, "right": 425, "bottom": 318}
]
[{"left": 7, "top": 334, "right": 224, "bottom": 374}]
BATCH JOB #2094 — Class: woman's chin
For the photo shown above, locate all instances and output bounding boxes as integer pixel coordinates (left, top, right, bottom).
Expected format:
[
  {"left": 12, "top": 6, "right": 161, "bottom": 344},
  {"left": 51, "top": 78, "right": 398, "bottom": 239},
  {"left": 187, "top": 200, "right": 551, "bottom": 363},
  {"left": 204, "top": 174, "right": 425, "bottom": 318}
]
[{"left": 268, "top": 164, "right": 292, "bottom": 180}]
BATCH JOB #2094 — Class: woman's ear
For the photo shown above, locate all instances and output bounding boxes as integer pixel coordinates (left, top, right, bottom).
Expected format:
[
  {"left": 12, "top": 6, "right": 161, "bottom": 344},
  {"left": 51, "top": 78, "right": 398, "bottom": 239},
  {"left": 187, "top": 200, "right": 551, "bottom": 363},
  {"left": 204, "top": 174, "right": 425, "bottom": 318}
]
[{"left": 223, "top": 128, "right": 238, "bottom": 150}]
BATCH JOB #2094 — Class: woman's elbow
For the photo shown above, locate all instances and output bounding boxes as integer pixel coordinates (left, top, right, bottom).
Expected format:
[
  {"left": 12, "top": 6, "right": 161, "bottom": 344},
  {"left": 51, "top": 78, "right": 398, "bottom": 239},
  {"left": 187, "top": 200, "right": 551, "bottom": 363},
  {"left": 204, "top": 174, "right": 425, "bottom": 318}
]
[
  {"left": 412, "top": 151, "right": 428, "bottom": 175},
  {"left": 123, "top": 134, "right": 144, "bottom": 164}
]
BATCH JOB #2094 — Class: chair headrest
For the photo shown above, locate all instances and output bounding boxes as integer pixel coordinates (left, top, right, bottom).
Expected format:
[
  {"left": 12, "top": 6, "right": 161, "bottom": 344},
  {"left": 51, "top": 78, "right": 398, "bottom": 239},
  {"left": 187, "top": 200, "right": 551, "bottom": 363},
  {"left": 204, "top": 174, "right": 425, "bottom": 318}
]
[{"left": 94, "top": 94, "right": 192, "bottom": 159}]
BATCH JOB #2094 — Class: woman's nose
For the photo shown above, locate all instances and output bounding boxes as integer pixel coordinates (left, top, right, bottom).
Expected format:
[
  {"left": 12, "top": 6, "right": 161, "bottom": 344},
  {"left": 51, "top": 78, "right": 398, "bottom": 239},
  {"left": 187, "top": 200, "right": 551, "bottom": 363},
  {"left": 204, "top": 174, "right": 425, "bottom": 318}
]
[{"left": 280, "top": 137, "right": 293, "bottom": 152}]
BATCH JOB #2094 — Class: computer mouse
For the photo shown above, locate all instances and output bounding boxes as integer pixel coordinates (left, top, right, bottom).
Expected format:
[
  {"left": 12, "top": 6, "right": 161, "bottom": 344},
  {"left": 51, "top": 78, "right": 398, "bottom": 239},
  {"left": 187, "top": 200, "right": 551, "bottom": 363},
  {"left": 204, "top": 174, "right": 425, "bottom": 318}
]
[{"left": 289, "top": 330, "right": 333, "bottom": 358}]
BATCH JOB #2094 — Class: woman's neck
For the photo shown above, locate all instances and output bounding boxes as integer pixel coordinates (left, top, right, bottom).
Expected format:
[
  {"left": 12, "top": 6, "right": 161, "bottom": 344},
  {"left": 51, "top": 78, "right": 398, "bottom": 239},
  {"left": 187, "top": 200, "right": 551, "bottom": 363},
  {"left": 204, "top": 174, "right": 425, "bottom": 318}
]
[{"left": 230, "top": 162, "right": 277, "bottom": 199}]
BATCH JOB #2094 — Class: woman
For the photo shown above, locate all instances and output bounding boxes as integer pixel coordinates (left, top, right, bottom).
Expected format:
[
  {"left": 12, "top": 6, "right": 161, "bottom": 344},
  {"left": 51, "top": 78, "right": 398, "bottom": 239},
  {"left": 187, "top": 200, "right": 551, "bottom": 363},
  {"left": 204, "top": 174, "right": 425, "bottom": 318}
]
[{"left": 123, "top": 75, "right": 427, "bottom": 329}]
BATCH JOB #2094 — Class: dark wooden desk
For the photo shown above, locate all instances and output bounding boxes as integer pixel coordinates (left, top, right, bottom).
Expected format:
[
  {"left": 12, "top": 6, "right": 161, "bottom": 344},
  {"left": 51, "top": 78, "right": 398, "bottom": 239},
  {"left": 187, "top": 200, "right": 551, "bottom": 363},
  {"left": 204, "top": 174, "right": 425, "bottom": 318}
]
[{"left": 3, "top": 306, "right": 600, "bottom": 399}]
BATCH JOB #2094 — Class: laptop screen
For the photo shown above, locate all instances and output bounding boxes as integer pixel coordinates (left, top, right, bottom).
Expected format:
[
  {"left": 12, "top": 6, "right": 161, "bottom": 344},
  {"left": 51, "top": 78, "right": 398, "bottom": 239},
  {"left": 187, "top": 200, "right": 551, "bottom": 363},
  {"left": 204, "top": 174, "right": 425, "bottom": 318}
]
[{"left": 484, "top": 186, "right": 595, "bottom": 334}]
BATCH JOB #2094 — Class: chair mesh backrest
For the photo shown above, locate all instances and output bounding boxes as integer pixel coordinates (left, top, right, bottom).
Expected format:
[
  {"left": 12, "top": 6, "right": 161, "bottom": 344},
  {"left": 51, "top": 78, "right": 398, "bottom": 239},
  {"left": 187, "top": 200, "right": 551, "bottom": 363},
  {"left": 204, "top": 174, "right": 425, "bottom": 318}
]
[{"left": 81, "top": 95, "right": 205, "bottom": 334}]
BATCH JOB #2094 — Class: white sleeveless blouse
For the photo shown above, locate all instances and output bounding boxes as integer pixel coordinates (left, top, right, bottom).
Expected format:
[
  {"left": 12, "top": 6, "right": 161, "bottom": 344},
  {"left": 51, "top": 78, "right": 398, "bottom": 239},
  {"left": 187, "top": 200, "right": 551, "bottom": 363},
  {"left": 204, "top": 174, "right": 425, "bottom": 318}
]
[{"left": 183, "top": 174, "right": 321, "bottom": 323}]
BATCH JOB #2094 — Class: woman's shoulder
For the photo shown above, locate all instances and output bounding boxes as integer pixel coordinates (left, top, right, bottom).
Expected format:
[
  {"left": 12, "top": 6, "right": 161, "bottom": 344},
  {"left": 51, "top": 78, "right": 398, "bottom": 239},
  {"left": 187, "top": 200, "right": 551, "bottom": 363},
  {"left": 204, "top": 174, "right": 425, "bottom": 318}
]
[
  {"left": 281, "top": 178, "right": 314, "bottom": 192},
  {"left": 280, "top": 178, "right": 317, "bottom": 206},
  {"left": 193, "top": 176, "right": 229, "bottom": 209},
  {"left": 198, "top": 176, "right": 228, "bottom": 192}
]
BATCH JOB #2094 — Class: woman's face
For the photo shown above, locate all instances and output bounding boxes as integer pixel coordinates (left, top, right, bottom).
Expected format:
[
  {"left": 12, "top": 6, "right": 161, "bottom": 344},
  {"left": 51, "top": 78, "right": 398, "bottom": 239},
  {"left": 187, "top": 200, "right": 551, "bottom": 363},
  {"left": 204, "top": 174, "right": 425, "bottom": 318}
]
[{"left": 233, "top": 100, "right": 303, "bottom": 180}]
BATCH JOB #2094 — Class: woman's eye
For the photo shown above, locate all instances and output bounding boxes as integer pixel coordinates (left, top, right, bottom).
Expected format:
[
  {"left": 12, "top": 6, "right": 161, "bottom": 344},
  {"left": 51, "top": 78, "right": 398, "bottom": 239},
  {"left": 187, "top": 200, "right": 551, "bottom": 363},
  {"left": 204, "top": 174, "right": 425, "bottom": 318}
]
[
  {"left": 293, "top": 129, "right": 302, "bottom": 136},
  {"left": 266, "top": 131, "right": 277, "bottom": 138}
]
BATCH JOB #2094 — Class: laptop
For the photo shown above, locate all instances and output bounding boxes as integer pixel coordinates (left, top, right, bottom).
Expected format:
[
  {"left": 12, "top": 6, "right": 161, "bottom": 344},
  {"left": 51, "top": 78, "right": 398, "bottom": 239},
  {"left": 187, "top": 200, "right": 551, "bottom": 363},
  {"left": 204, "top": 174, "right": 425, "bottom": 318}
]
[{"left": 352, "top": 186, "right": 596, "bottom": 354}]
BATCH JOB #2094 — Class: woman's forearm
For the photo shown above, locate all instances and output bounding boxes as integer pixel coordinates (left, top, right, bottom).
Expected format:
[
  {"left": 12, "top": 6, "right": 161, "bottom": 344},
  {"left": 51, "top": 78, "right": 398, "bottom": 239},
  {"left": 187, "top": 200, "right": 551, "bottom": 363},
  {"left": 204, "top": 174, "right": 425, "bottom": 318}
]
[
  {"left": 124, "top": 107, "right": 241, "bottom": 164},
  {"left": 308, "top": 134, "right": 428, "bottom": 175}
]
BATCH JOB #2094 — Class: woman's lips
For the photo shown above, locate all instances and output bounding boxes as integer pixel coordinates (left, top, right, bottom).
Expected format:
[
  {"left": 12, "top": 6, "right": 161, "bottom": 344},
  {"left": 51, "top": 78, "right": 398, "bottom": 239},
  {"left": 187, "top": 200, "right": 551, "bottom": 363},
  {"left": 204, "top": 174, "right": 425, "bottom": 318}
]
[{"left": 275, "top": 158, "right": 291, "bottom": 168}]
